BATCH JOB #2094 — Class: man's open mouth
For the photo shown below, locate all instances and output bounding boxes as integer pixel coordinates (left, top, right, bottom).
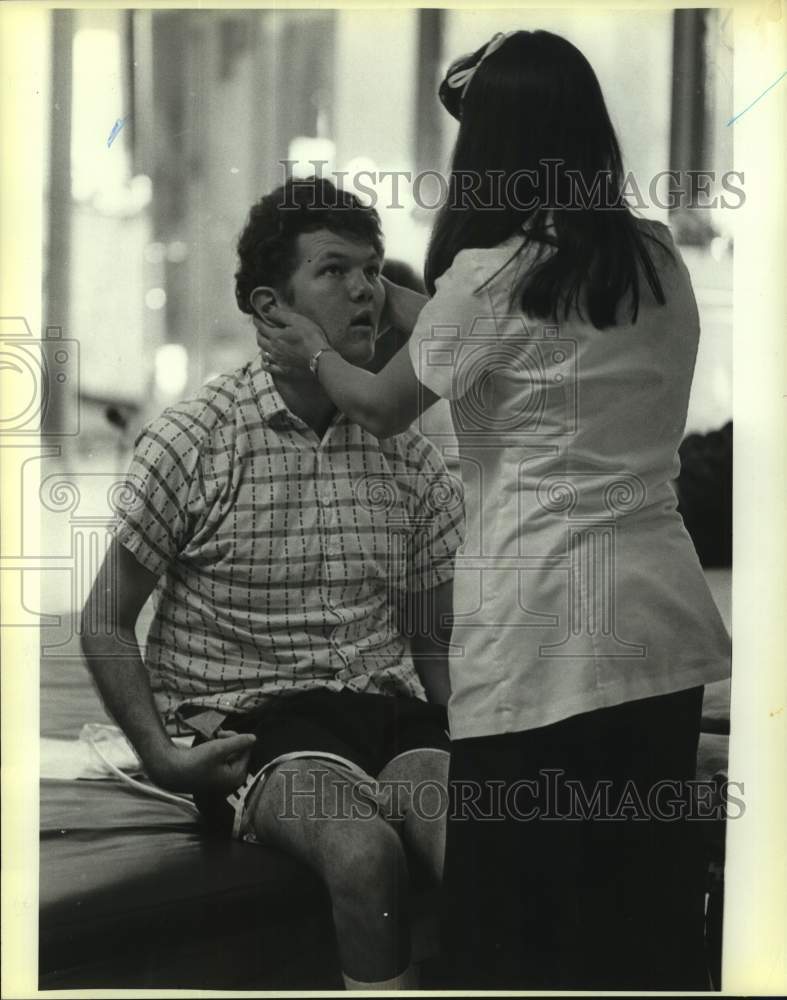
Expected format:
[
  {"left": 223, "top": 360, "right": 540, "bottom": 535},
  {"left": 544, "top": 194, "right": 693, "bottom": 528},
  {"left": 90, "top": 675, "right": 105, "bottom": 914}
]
[{"left": 350, "top": 311, "right": 375, "bottom": 331}]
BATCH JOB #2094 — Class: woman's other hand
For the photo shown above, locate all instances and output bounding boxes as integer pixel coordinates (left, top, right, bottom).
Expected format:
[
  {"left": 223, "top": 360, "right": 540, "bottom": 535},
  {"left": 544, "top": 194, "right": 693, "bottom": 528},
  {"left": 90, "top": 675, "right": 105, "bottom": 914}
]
[
  {"left": 378, "top": 274, "right": 396, "bottom": 336},
  {"left": 379, "top": 274, "right": 405, "bottom": 334},
  {"left": 380, "top": 274, "right": 428, "bottom": 337}
]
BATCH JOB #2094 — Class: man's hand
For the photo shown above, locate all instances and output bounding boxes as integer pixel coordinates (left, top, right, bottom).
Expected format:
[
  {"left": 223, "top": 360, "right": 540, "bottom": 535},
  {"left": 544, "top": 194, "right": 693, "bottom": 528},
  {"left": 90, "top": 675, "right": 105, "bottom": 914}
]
[
  {"left": 151, "top": 731, "right": 256, "bottom": 794},
  {"left": 254, "top": 307, "right": 329, "bottom": 374}
]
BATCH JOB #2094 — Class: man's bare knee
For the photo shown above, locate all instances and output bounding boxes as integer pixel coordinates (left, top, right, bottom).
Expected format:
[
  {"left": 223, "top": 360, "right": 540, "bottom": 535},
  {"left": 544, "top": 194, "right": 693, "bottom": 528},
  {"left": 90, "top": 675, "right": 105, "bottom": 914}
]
[
  {"left": 325, "top": 820, "right": 409, "bottom": 906},
  {"left": 250, "top": 761, "right": 409, "bottom": 906}
]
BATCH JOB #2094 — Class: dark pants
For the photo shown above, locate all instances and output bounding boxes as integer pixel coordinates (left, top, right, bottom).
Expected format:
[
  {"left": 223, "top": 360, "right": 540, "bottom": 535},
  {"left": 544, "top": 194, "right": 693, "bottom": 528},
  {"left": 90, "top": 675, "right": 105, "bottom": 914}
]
[{"left": 440, "top": 686, "right": 708, "bottom": 990}]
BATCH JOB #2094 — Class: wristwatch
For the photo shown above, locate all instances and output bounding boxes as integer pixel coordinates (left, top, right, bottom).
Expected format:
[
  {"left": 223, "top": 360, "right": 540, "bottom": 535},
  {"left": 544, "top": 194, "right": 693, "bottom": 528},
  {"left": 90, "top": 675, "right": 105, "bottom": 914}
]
[{"left": 308, "top": 346, "right": 335, "bottom": 377}]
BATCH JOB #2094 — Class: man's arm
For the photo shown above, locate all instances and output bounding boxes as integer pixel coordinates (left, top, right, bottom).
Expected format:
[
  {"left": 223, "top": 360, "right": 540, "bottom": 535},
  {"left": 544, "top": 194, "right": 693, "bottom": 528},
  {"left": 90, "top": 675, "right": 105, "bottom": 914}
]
[
  {"left": 401, "top": 578, "right": 454, "bottom": 707},
  {"left": 81, "top": 539, "right": 254, "bottom": 793}
]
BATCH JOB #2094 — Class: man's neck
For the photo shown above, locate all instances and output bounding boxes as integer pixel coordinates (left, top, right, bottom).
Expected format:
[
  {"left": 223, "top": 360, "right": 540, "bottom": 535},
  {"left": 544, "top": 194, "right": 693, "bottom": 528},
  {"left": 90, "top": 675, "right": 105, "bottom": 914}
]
[{"left": 272, "top": 372, "right": 338, "bottom": 439}]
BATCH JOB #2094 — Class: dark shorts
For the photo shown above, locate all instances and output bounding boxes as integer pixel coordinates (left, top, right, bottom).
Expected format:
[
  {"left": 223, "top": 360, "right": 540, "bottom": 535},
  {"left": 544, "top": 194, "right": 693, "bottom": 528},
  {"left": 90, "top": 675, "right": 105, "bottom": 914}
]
[{"left": 193, "top": 688, "right": 450, "bottom": 837}]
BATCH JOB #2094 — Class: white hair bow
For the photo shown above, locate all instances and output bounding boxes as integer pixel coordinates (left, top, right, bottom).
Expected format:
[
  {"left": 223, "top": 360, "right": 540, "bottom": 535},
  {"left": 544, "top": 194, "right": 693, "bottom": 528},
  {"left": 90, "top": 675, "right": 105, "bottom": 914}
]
[{"left": 445, "top": 31, "right": 517, "bottom": 100}]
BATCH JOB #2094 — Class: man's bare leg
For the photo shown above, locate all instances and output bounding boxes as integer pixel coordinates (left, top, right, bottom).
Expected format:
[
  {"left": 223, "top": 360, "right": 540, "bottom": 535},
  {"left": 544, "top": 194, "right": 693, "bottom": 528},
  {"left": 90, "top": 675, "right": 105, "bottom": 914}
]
[
  {"left": 245, "top": 758, "right": 412, "bottom": 986},
  {"left": 377, "top": 749, "right": 450, "bottom": 884}
]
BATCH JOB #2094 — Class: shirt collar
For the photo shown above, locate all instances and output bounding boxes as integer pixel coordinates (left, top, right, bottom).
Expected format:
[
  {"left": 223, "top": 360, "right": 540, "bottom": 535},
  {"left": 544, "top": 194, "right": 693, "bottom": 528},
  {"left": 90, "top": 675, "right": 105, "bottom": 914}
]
[
  {"left": 248, "top": 353, "right": 347, "bottom": 432},
  {"left": 248, "top": 355, "right": 298, "bottom": 427}
]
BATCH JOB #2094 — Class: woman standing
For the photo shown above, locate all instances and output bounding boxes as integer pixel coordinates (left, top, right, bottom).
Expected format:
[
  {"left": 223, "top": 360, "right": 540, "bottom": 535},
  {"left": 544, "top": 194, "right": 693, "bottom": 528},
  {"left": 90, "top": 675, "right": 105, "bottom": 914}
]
[{"left": 256, "top": 30, "right": 731, "bottom": 989}]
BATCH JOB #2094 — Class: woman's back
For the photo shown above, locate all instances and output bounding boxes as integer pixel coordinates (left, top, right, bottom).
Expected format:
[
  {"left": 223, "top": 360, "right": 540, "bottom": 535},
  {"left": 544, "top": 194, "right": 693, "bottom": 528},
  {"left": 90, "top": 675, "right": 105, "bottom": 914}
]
[{"left": 408, "top": 220, "right": 731, "bottom": 738}]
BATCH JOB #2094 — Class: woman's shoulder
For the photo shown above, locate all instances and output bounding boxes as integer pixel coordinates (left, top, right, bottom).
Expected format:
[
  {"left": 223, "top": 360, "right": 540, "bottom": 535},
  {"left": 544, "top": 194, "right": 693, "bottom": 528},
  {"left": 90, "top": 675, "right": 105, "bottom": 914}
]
[
  {"left": 635, "top": 216, "right": 677, "bottom": 252},
  {"left": 440, "top": 235, "right": 535, "bottom": 293},
  {"left": 634, "top": 217, "right": 687, "bottom": 284},
  {"left": 635, "top": 215, "right": 671, "bottom": 234}
]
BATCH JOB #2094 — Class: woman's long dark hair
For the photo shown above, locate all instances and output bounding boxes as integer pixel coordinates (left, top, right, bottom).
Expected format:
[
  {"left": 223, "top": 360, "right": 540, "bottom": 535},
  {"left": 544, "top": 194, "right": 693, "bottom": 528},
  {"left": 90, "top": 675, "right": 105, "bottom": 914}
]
[{"left": 425, "top": 30, "right": 671, "bottom": 329}]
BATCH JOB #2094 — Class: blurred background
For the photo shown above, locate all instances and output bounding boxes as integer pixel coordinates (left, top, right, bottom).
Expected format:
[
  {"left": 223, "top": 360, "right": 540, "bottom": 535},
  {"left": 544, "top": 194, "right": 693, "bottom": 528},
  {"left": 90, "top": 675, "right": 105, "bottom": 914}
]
[{"left": 32, "top": 6, "right": 734, "bottom": 622}]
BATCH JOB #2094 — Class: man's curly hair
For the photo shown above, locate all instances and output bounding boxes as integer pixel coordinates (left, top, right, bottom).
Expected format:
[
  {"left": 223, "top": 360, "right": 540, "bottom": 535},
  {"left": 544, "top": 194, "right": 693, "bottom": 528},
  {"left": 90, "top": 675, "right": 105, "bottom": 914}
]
[{"left": 234, "top": 177, "right": 384, "bottom": 316}]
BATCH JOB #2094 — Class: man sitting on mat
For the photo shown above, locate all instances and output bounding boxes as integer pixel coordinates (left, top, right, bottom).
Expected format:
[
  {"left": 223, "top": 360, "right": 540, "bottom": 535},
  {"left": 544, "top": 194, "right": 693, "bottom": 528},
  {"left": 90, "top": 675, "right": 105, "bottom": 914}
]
[{"left": 81, "top": 177, "right": 464, "bottom": 992}]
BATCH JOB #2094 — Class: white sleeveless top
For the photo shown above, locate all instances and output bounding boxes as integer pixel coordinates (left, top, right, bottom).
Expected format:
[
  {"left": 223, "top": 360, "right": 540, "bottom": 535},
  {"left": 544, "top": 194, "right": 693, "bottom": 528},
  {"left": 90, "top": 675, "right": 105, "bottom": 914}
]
[{"left": 409, "top": 221, "right": 731, "bottom": 739}]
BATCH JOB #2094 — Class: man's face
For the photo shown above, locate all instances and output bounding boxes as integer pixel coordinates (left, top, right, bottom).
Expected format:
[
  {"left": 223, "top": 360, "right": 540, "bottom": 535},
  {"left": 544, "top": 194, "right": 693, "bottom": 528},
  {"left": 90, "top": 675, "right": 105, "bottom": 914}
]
[{"left": 282, "top": 229, "right": 385, "bottom": 366}]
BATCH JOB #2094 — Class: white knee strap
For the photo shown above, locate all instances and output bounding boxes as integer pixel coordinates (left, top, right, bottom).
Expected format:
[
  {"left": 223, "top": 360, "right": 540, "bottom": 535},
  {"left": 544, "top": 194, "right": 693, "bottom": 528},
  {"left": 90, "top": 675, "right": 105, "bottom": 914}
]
[{"left": 225, "top": 750, "right": 375, "bottom": 842}]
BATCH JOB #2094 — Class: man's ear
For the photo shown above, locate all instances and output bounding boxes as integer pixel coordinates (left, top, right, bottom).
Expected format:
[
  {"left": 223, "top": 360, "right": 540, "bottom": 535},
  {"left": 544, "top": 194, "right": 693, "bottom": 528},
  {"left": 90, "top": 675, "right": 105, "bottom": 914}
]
[{"left": 250, "top": 286, "right": 281, "bottom": 326}]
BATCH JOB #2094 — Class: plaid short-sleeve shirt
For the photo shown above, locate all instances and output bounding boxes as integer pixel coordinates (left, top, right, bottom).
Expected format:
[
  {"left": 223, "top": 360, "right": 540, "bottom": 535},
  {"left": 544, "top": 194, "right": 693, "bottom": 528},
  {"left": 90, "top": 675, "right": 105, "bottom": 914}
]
[{"left": 115, "top": 357, "right": 464, "bottom": 729}]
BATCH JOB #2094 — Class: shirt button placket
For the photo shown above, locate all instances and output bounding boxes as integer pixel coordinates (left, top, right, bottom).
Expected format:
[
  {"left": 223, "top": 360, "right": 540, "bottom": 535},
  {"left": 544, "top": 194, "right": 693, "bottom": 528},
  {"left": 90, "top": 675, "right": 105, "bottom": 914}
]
[
  {"left": 314, "top": 451, "right": 331, "bottom": 597},
  {"left": 323, "top": 493, "right": 340, "bottom": 559}
]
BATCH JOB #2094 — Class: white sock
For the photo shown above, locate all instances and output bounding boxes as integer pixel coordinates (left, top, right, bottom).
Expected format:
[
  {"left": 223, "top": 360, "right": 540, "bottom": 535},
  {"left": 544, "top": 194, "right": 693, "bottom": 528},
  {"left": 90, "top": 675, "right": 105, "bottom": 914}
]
[{"left": 342, "top": 963, "right": 418, "bottom": 991}]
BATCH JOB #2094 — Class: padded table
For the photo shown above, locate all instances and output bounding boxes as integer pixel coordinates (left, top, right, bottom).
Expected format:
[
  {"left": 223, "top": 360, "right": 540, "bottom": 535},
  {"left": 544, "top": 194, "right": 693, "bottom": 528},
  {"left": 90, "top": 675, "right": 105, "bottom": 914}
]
[{"left": 39, "top": 652, "right": 351, "bottom": 989}]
